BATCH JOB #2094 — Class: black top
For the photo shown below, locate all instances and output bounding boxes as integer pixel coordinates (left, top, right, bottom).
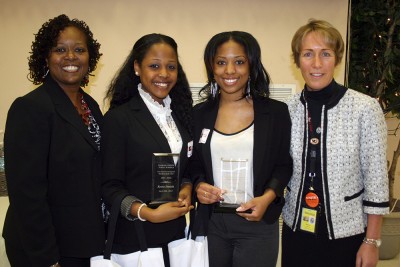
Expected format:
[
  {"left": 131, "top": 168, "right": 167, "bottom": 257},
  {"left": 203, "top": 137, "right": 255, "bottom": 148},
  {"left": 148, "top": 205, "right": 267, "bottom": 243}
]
[
  {"left": 189, "top": 97, "right": 293, "bottom": 234},
  {"left": 301, "top": 81, "right": 337, "bottom": 212},
  {"left": 3, "top": 76, "right": 105, "bottom": 266},
  {"left": 101, "top": 93, "right": 192, "bottom": 253}
]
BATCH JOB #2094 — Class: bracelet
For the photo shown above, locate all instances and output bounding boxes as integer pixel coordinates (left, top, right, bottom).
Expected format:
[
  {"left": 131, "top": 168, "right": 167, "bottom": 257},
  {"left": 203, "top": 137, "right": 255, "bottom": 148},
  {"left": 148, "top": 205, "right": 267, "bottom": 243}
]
[
  {"left": 362, "top": 237, "right": 382, "bottom": 248},
  {"left": 137, "top": 203, "right": 147, "bottom": 222}
]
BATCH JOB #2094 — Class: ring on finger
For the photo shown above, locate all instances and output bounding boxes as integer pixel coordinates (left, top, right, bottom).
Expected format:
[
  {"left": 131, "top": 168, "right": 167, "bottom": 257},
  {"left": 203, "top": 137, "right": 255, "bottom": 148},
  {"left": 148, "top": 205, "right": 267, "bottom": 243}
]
[{"left": 204, "top": 191, "right": 207, "bottom": 197}]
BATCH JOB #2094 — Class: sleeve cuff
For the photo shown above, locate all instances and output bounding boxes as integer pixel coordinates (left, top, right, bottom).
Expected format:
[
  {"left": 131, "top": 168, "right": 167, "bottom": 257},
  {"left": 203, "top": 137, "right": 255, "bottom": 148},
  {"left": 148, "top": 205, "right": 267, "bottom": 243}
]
[
  {"left": 266, "top": 177, "right": 284, "bottom": 197},
  {"left": 120, "top": 195, "right": 142, "bottom": 221}
]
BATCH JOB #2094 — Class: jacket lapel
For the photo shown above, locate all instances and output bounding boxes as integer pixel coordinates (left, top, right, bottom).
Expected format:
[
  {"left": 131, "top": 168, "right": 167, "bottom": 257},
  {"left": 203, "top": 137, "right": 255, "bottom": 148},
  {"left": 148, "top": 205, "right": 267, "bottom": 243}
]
[
  {"left": 128, "top": 95, "right": 171, "bottom": 153},
  {"left": 253, "top": 98, "right": 271, "bottom": 180},
  {"left": 201, "top": 101, "right": 219, "bottom": 183},
  {"left": 172, "top": 112, "right": 190, "bottom": 174},
  {"left": 44, "top": 78, "right": 99, "bottom": 151}
]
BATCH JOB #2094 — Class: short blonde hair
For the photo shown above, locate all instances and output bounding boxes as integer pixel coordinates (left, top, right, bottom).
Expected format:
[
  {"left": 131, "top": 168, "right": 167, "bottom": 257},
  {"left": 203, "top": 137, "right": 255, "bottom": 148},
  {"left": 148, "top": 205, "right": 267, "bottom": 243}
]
[{"left": 291, "top": 19, "right": 344, "bottom": 67}]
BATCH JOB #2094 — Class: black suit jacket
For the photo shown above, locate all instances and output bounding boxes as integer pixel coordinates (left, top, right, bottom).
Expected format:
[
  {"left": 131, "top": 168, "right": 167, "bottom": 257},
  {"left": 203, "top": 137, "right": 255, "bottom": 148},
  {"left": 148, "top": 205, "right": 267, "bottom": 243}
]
[
  {"left": 2, "top": 77, "right": 105, "bottom": 266},
  {"left": 101, "top": 93, "right": 192, "bottom": 253},
  {"left": 189, "top": 97, "right": 292, "bottom": 233}
]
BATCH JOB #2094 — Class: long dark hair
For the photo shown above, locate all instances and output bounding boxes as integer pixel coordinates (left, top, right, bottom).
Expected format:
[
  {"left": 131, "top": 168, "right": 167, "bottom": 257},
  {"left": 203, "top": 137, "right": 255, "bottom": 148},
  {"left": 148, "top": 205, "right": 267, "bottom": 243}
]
[
  {"left": 105, "top": 33, "right": 193, "bottom": 137},
  {"left": 200, "top": 31, "right": 271, "bottom": 101}
]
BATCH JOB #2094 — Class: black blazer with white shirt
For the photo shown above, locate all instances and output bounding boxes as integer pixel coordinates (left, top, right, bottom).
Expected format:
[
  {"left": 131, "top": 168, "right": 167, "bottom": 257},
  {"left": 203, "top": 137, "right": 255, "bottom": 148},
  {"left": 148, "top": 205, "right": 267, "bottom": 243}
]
[
  {"left": 101, "top": 92, "right": 192, "bottom": 253},
  {"left": 2, "top": 76, "right": 105, "bottom": 266},
  {"left": 189, "top": 97, "right": 292, "bottom": 232}
]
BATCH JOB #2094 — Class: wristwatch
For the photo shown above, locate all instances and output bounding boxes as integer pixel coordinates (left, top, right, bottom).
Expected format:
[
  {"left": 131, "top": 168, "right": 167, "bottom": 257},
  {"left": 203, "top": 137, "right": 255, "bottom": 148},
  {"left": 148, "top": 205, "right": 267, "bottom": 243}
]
[{"left": 363, "top": 237, "right": 382, "bottom": 248}]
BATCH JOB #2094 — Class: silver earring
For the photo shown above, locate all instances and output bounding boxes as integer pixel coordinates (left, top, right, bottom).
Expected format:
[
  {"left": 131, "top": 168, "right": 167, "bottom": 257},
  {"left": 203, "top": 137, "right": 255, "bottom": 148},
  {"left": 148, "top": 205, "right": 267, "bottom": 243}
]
[
  {"left": 211, "top": 81, "right": 218, "bottom": 98},
  {"left": 246, "top": 77, "right": 251, "bottom": 97},
  {"left": 135, "top": 71, "right": 139, "bottom": 76},
  {"left": 43, "top": 68, "right": 49, "bottom": 79}
]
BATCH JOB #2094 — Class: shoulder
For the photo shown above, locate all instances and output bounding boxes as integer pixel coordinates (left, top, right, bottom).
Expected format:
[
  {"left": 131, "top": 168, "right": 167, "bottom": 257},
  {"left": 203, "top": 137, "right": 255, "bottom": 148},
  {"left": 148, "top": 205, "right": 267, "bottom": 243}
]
[
  {"left": 104, "top": 101, "right": 129, "bottom": 117},
  {"left": 103, "top": 100, "right": 136, "bottom": 128},
  {"left": 193, "top": 100, "right": 215, "bottom": 117},
  {"left": 193, "top": 100, "right": 212, "bottom": 112},
  {"left": 344, "top": 88, "right": 377, "bottom": 103},
  {"left": 9, "top": 86, "right": 53, "bottom": 115},
  {"left": 342, "top": 89, "right": 382, "bottom": 113},
  {"left": 283, "top": 92, "right": 302, "bottom": 107},
  {"left": 254, "top": 97, "right": 289, "bottom": 113},
  {"left": 267, "top": 97, "right": 288, "bottom": 109},
  {"left": 5, "top": 87, "right": 56, "bottom": 133},
  {"left": 23, "top": 85, "right": 50, "bottom": 102}
]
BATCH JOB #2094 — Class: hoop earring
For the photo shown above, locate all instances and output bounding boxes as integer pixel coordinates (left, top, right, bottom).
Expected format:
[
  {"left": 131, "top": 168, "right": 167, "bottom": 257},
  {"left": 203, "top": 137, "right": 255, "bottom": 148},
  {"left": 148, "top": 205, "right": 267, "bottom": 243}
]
[
  {"left": 211, "top": 81, "right": 218, "bottom": 98},
  {"left": 246, "top": 77, "right": 251, "bottom": 97},
  {"left": 83, "top": 74, "right": 89, "bottom": 85},
  {"left": 42, "top": 68, "right": 49, "bottom": 79}
]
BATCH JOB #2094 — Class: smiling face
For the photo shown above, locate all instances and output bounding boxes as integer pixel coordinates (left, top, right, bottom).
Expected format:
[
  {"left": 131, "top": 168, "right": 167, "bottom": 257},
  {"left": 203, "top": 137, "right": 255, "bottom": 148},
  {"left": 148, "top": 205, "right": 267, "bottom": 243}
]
[
  {"left": 134, "top": 43, "right": 178, "bottom": 104},
  {"left": 213, "top": 40, "right": 250, "bottom": 99},
  {"left": 299, "top": 31, "right": 337, "bottom": 91},
  {"left": 46, "top": 26, "right": 89, "bottom": 91}
]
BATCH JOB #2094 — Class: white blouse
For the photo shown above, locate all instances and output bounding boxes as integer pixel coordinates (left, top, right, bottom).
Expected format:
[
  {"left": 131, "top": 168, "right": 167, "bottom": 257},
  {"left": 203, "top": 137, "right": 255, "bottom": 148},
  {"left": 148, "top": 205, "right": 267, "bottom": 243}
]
[{"left": 211, "top": 124, "right": 254, "bottom": 203}]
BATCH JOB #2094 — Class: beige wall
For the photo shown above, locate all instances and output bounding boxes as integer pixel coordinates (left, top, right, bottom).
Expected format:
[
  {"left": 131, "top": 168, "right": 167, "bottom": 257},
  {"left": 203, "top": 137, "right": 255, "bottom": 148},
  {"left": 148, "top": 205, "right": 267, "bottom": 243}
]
[{"left": 0, "top": 0, "right": 349, "bottom": 132}]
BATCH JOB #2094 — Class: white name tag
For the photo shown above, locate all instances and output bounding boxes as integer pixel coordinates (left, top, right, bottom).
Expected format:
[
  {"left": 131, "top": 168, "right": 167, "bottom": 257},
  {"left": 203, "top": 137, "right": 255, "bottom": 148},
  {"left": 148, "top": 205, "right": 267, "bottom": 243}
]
[
  {"left": 199, "top": 128, "right": 210, "bottom": 144},
  {"left": 187, "top": 140, "right": 193, "bottom": 157}
]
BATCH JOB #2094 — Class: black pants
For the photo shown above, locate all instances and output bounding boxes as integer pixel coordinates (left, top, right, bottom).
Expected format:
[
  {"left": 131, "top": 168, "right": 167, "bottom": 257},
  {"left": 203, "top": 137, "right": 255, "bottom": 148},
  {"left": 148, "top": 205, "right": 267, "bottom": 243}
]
[
  {"left": 208, "top": 213, "right": 279, "bottom": 267},
  {"left": 6, "top": 241, "right": 90, "bottom": 267},
  {"left": 281, "top": 215, "right": 364, "bottom": 267}
]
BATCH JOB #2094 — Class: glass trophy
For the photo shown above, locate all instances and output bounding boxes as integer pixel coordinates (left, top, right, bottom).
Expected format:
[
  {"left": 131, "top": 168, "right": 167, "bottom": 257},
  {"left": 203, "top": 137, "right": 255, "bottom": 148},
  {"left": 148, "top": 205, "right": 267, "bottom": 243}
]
[
  {"left": 215, "top": 158, "right": 249, "bottom": 213},
  {"left": 148, "top": 153, "right": 180, "bottom": 208}
]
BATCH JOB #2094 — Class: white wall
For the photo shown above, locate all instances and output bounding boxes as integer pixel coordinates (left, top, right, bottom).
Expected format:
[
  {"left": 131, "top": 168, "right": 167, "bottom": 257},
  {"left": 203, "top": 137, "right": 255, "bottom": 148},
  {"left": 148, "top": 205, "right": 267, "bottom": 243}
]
[{"left": 0, "top": 0, "right": 349, "bottom": 132}]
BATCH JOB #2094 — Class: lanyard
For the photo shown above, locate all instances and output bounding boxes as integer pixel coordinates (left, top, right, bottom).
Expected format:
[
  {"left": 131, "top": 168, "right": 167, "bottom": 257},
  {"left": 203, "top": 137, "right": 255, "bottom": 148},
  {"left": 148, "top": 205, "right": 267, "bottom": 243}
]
[{"left": 307, "top": 110, "right": 319, "bottom": 191}]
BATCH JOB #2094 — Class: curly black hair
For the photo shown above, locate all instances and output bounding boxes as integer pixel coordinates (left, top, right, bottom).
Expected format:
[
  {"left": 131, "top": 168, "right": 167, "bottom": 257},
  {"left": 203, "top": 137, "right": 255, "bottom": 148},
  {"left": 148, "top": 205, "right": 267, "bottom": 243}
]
[
  {"left": 200, "top": 31, "right": 271, "bottom": 102},
  {"left": 104, "top": 33, "right": 193, "bottom": 137},
  {"left": 28, "top": 14, "right": 102, "bottom": 87}
]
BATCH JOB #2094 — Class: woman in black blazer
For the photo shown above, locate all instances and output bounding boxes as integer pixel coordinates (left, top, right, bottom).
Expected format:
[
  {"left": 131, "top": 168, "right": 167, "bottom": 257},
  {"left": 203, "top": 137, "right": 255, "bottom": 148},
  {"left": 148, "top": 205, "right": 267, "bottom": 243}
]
[
  {"left": 101, "top": 33, "right": 193, "bottom": 267},
  {"left": 189, "top": 31, "right": 292, "bottom": 267},
  {"left": 3, "top": 15, "right": 105, "bottom": 267}
]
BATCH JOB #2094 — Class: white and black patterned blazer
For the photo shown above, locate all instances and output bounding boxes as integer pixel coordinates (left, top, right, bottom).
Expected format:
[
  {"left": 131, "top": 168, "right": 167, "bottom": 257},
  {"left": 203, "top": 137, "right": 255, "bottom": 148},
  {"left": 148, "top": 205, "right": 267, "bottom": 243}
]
[{"left": 283, "top": 82, "right": 389, "bottom": 239}]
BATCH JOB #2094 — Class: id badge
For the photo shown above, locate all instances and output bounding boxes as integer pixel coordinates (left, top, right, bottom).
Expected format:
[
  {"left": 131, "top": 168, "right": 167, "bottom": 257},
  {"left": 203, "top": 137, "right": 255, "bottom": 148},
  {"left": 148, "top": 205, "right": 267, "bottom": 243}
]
[
  {"left": 187, "top": 140, "right": 193, "bottom": 157},
  {"left": 300, "top": 207, "right": 318, "bottom": 234},
  {"left": 199, "top": 129, "right": 210, "bottom": 144}
]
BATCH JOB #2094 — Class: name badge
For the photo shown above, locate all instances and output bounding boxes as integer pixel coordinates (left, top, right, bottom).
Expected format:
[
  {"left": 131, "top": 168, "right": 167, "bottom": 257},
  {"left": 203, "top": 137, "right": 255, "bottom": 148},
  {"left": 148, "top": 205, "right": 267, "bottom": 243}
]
[
  {"left": 300, "top": 207, "right": 318, "bottom": 234},
  {"left": 199, "top": 128, "right": 210, "bottom": 144},
  {"left": 187, "top": 141, "right": 193, "bottom": 157}
]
